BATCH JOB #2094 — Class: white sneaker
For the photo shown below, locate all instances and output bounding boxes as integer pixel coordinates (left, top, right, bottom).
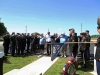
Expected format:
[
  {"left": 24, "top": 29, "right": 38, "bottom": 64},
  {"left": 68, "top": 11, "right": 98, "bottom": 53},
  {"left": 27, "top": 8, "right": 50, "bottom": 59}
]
[
  {"left": 38, "top": 55, "right": 42, "bottom": 57},
  {"left": 61, "top": 56, "right": 63, "bottom": 57},
  {"left": 64, "top": 55, "right": 66, "bottom": 57}
]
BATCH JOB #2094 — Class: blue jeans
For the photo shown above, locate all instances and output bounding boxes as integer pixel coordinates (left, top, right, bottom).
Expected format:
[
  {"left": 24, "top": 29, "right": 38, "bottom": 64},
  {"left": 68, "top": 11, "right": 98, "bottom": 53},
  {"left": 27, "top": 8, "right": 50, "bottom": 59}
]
[
  {"left": 86, "top": 47, "right": 90, "bottom": 60},
  {"left": 96, "top": 60, "right": 100, "bottom": 75}
]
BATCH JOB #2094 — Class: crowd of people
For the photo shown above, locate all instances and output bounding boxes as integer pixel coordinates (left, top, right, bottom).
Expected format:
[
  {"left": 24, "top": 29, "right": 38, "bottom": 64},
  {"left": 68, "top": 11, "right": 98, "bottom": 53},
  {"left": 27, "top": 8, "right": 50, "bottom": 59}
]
[{"left": 3, "top": 28, "right": 91, "bottom": 68}]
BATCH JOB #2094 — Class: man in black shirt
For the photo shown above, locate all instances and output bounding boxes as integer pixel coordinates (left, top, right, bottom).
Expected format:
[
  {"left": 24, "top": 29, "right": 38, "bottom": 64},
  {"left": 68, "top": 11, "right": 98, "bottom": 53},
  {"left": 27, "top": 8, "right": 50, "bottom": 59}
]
[
  {"left": 26, "top": 33, "right": 31, "bottom": 53},
  {"left": 10, "top": 32, "right": 16, "bottom": 57},
  {"left": 85, "top": 30, "right": 91, "bottom": 60},
  {"left": 3, "top": 32, "right": 10, "bottom": 56}
]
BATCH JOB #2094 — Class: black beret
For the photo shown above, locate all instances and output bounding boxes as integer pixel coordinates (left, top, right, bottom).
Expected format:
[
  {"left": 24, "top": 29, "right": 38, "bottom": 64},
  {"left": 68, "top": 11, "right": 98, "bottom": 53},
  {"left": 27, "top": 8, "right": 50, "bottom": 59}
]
[
  {"left": 80, "top": 32, "right": 86, "bottom": 35},
  {"left": 86, "top": 30, "right": 89, "bottom": 32},
  {"left": 97, "top": 17, "right": 100, "bottom": 26},
  {"left": 69, "top": 28, "right": 75, "bottom": 31},
  {"left": 97, "top": 26, "right": 100, "bottom": 29},
  {"left": 75, "top": 33, "right": 77, "bottom": 36},
  {"left": 12, "top": 32, "right": 15, "bottom": 34}
]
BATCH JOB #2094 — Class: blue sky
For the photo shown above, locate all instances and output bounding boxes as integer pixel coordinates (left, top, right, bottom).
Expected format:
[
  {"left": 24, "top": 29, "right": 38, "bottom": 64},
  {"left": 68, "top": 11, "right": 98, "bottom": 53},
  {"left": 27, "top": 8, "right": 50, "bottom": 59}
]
[{"left": 0, "top": 0, "right": 100, "bottom": 36}]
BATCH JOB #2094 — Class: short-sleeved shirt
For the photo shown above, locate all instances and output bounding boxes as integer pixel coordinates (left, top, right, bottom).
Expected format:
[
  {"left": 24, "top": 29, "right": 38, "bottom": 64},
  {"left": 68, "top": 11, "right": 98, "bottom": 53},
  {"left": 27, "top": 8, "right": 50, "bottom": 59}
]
[
  {"left": 60, "top": 35, "right": 68, "bottom": 43},
  {"left": 46, "top": 35, "right": 51, "bottom": 42},
  {"left": 39, "top": 36, "right": 45, "bottom": 45}
]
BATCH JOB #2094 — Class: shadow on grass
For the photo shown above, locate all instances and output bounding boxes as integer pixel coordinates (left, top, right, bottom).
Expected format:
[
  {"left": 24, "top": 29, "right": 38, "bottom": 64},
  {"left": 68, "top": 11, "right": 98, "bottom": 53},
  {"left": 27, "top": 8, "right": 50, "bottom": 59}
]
[{"left": 75, "top": 61, "right": 93, "bottom": 75}]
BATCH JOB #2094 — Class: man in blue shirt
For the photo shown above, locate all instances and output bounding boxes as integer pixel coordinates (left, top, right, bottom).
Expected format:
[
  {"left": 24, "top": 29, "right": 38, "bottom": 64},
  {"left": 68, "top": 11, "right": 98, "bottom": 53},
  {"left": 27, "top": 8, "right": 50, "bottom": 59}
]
[
  {"left": 60, "top": 33, "right": 68, "bottom": 57},
  {"left": 39, "top": 33, "right": 45, "bottom": 56}
]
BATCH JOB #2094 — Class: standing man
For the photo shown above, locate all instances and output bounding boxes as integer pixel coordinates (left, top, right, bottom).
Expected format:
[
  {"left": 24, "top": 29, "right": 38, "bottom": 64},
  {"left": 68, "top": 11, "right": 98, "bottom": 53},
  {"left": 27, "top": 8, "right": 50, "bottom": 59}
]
[
  {"left": 39, "top": 33, "right": 45, "bottom": 56},
  {"left": 60, "top": 32, "right": 68, "bottom": 57},
  {"left": 85, "top": 30, "right": 91, "bottom": 60},
  {"left": 45, "top": 32, "right": 52, "bottom": 56},
  {"left": 95, "top": 25, "right": 100, "bottom": 75},
  {"left": 80, "top": 32, "right": 87, "bottom": 68},
  {"left": 26, "top": 33, "right": 31, "bottom": 53},
  {"left": 31, "top": 33, "right": 38, "bottom": 55},
  {"left": 17, "top": 33, "right": 22, "bottom": 55},
  {"left": 3, "top": 32, "right": 10, "bottom": 56},
  {"left": 10, "top": 32, "right": 16, "bottom": 57},
  {"left": 69, "top": 28, "right": 78, "bottom": 58}
]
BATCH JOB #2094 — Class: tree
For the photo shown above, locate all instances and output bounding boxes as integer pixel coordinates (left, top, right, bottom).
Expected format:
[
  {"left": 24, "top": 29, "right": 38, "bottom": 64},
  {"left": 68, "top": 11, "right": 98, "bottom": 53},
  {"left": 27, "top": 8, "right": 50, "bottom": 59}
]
[
  {"left": 0, "top": 22, "right": 7, "bottom": 36},
  {"left": 33, "top": 32, "right": 40, "bottom": 35}
]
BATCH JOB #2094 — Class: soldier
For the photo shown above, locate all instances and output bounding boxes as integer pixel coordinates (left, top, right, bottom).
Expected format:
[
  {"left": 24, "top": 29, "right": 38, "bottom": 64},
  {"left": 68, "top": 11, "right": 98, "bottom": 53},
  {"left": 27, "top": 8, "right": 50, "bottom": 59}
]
[
  {"left": 85, "top": 30, "right": 91, "bottom": 60},
  {"left": 15, "top": 33, "right": 19, "bottom": 54},
  {"left": 23, "top": 33, "right": 26, "bottom": 52},
  {"left": 10, "top": 32, "right": 16, "bottom": 57},
  {"left": 31, "top": 33, "right": 38, "bottom": 55},
  {"left": 69, "top": 28, "right": 78, "bottom": 58},
  {"left": 95, "top": 25, "right": 100, "bottom": 75},
  {"left": 26, "top": 33, "right": 31, "bottom": 53},
  {"left": 17, "top": 33, "right": 22, "bottom": 55},
  {"left": 80, "top": 32, "right": 87, "bottom": 68},
  {"left": 21, "top": 33, "right": 26, "bottom": 55},
  {"left": 3, "top": 32, "right": 10, "bottom": 56}
]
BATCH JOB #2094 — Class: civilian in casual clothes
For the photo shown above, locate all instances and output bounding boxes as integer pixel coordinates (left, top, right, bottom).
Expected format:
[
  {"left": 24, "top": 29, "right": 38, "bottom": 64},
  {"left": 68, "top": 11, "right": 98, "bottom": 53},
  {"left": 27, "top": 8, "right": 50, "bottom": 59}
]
[
  {"left": 45, "top": 32, "right": 52, "bottom": 55},
  {"left": 55, "top": 33, "right": 60, "bottom": 43},
  {"left": 60, "top": 33, "right": 68, "bottom": 57},
  {"left": 39, "top": 33, "right": 45, "bottom": 56}
]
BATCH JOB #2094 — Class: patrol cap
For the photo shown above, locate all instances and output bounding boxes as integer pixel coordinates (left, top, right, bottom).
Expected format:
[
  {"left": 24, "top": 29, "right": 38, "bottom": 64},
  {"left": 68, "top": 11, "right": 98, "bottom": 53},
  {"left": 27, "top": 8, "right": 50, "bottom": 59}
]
[
  {"left": 80, "top": 32, "right": 86, "bottom": 36},
  {"left": 97, "top": 17, "right": 100, "bottom": 26},
  {"left": 69, "top": 28, "right": 75, "bottom": 31},
  {"left": 97, "top": 26, "right": 100, "bottom": 29}
]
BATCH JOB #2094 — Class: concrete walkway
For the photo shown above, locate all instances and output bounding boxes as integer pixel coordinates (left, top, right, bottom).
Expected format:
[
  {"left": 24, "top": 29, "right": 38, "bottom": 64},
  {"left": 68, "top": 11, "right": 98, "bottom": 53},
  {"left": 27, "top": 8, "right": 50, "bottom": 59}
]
[
  {"left": 4, "top": 56, "right": 59, "bottom": 75},
  {"left": 89, "top": 70, "right": 97, "bottom": 75}
]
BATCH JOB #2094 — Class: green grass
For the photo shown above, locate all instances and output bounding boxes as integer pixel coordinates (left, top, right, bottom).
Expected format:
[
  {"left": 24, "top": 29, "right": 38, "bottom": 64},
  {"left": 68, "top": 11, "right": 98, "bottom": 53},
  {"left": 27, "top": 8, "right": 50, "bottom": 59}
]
[
  {"left": 3, "top": 56, "right": 40, "bottom": 74},
  {"left": 44, "top": 58, "right": 93, "bottom": 75}
]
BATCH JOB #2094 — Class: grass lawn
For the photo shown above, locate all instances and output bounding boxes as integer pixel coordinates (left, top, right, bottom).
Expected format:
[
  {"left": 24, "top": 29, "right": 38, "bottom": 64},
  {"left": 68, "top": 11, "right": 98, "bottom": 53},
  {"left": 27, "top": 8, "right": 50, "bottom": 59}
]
[
  {"left": 44, "top": 58, "right": 93, "bottom": 75},
  {"left": 3, "top": 55, "right": 40, "bottom": 74}
]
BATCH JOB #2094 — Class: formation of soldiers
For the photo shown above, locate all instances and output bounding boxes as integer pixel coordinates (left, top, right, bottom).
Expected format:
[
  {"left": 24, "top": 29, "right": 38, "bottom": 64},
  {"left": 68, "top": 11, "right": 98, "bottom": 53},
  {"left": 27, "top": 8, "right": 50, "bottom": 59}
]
[
  {"left": 3, "top": 32, "right": 39, "bottom": 57},
  {"left": 3, "top": 28, "right": 91, "bottom": 68}
]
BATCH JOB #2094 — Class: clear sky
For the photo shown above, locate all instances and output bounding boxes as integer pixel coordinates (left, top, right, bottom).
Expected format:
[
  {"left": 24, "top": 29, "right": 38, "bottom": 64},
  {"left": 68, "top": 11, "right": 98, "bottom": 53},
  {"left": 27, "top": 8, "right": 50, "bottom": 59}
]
[{"left": 0, "top": 0, "right": 100, "bottom": 36}]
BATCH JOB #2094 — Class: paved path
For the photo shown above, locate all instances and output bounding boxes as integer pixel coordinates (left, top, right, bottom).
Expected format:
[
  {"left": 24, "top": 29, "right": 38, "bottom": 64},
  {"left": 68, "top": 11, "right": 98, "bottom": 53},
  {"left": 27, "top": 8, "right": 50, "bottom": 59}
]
[{"left": 4, "top": 57, "right": 59, "bottom": 75}]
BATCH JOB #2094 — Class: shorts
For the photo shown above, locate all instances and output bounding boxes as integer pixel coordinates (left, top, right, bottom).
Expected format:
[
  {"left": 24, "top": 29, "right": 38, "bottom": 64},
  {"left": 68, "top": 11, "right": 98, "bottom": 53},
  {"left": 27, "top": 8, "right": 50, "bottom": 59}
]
[{"left": 39, "top": 45, "right": 44, "bottom": 50}]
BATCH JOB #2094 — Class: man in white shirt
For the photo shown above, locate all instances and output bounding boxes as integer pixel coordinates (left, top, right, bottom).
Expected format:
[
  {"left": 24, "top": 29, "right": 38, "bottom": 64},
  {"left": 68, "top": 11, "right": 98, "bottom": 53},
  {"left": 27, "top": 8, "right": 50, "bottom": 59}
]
[{"left": 45, "top": 32, "right": 52, "bottom": 55}]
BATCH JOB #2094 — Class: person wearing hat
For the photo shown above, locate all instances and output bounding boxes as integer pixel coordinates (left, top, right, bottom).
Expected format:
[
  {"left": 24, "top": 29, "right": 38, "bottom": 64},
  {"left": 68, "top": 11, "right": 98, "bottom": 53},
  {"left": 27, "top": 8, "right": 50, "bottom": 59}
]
[
  {"left": 26, "top": 33, "right": 31, "bottom": 53},
  {"left": 10, "top": 32, "right": 16, "bottom": 57},
  {"left": 59, "top": 32, "right": 68, "bottom": 57},
  {"left": 3, "top": 32, "right": 10, "bottom": 56},
  {"left": 80, "top": 32, "right": 87, "bottom": 68},
  {"left": 85, "top": 30, "right": 91, "bottom": 61},
  {"left": 69, "top": 28, "right": 78, "bottom": 58},
  {"left": 95, "top": 25, "right": 100, "bottom": 75}
]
